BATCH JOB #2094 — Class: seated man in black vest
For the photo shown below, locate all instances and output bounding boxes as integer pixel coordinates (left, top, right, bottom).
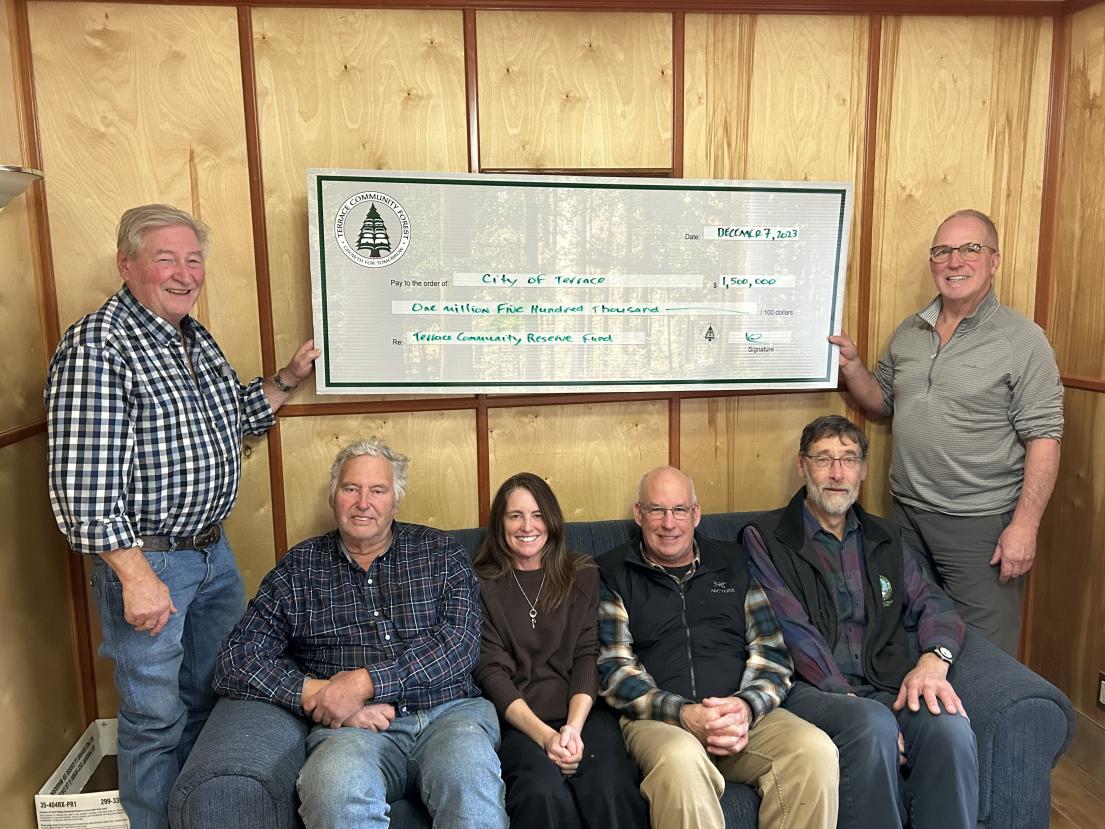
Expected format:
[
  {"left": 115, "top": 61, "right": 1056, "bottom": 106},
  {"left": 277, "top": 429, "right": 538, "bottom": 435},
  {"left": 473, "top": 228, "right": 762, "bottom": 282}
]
[
  {"left": 597, "top": 465, "right": 838, "bottom": 829},
  {"left": 743, "top": 415, "right": 977, "bottom": 829}
]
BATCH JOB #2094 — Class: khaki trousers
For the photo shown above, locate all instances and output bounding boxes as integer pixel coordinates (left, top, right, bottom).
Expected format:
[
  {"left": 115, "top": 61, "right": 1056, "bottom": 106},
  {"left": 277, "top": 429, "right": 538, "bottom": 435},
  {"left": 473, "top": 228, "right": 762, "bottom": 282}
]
[{"left": 621, "top": 707, "right": 838, "bottom": 829}]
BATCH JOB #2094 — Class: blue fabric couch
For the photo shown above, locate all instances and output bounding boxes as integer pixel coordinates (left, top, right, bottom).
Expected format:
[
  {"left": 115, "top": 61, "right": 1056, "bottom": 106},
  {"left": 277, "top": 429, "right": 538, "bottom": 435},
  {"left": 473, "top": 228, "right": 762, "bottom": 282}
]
[{"left": 169, "top": 512, "right": 1075, "bottom": 829}]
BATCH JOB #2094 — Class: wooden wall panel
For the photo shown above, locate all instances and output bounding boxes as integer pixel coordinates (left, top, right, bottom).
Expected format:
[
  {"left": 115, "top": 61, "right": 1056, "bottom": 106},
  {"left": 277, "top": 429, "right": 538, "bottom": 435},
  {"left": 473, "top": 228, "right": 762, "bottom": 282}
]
[
  {"left": 253, "top": 8, "right": 468, "bottom": 406},
  {"left": 0, "top": 1, "right": 45, "bottom": 435},
  {"left": 279, "top": 411, "right": 478, "bottom": 544},
  {"left": 28, "top": 1, "right": 276, "bottom": 714},
  {"left": 1048, "top": 3, "right": 1105, "bottom": 379},
  {"left": 1029, "top": 387, "right": 1105, "bottom": 723},
  {"left": 680, "top": 14, "right": 867, "bottom": 513},
  {"left": 477, "top": 10, "right": 672, "bottom": 169},
  {"left": 0, "top": 437, "right": 84, "bottom": 829},
  {"left": 867, "top": 14, "right": 1052, "bottom": 515},
  {"left": 681, "top": 393, "right": 848, "bottom": 513},
  {"left": 487, "top": 401, "right": 668, "bottom": 521},
  {"left": 683, "top": 13, "right": 867, "bottom": 345},
  {"left": 29, "top": 2, "right": 263, "bottom": 369}
]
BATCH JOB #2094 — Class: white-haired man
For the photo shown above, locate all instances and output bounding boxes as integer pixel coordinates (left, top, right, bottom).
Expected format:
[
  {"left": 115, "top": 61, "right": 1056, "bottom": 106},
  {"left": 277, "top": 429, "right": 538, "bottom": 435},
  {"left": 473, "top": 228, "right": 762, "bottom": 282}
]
[
  {"left": 215, "top": 439, "right": 508, "bottom": 829},
  {"left": 44, "top": 204, "right": 317, "bottom": 829}
]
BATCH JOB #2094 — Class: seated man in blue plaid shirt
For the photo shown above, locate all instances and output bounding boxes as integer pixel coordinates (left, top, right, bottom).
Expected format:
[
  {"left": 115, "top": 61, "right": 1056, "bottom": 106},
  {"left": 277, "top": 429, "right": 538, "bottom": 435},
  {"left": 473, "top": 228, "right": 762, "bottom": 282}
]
[
  {"left": 742, "top": 415, "right": 978, "bottom": 829},
  {"left": 44, "top": 204, "right": 318, "bottom": 829},
  {"left": 215, "top": 439, "right": 508, "bottom": 829}
]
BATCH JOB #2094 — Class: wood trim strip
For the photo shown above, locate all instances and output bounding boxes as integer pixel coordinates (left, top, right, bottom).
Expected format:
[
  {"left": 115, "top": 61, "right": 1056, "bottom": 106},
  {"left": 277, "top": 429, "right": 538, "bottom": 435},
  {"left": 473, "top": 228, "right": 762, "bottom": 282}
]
[
  {"left": 237, "top": 6, "right": 288, "bottom": 557},
  {"left": 1033, "top": 13, "right": 1069, "bottom": 333},
  {"left": 279, "top": 397, "right": 480, "bottom": 417},
  {"left": 671, "top": 11, "right": 684, "bottom": 180},
  {"left": 267, "top": 420, "right": 290, "bottom": 556},
  {"left": 1064, "top": 0, "right": 1105, "bottom": 13},
  {"left": 464, "top": 9, "right": 480, "bottom": 174},
  {"left": 9, "top": 0, "right": 97, "bottom": 726},
  {"left": 476, "top": 394, "right": 491, "bottom": 525},
  {"left": 856, "top": 15, "right": 880, "bottom": 372},
  {"left": 669, "top": 394, "right": 681, "bottom": 467},
  {"left": 11, "top": 1, "right": 1075, "bottom": 18},
  {"left": 0, "top": 418, "right": 45, "bottom": 448},
  {"left": 11, "top": 0, "right": 60, "bottom": 355},
  {"left": 1062, "top": 375, "right": 1105, "bottom": 393},
  {"left": 852, "top": 14, "right": 882, "bottom": 432},
  {"left": 1021, "top": 14, "right": 1072, "bottom": 668}
]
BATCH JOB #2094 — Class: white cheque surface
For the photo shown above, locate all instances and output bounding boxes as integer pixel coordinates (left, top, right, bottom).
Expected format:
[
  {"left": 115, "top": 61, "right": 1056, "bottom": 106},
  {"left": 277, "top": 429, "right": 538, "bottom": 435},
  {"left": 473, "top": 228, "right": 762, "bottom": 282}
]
[{"left": 308, "top": 170, "right": 852, "bottom": 394}]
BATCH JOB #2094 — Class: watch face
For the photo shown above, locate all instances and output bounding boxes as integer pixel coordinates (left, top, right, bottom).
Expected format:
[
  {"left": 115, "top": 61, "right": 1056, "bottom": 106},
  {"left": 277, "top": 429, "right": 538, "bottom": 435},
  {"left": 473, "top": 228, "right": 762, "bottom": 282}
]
[{"left": 933, "top": 646, "right": 953, "bottom": 662}]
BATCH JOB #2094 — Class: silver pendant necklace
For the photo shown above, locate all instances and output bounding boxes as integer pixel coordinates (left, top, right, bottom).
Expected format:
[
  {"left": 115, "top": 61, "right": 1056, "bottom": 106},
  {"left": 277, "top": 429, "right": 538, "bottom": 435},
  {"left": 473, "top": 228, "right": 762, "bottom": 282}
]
[{"left": 511, "top": 569, "right": 545, "bottom": 629}]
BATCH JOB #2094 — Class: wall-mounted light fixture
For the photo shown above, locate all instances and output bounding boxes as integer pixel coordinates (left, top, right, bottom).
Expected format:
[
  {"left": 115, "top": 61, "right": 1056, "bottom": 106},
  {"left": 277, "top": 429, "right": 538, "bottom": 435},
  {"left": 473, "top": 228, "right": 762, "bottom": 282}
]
[{"left": 0, "top": 164, "right": 43, "bottom": 209}]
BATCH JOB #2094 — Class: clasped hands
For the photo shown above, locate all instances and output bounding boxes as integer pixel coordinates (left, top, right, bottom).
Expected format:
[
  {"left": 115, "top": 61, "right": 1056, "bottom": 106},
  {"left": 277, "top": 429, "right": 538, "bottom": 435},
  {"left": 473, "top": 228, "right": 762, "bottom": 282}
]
[
  {"left": 544, "top": 724, "right": 584, "bottom": 776},
  {"left": 680, "top": 696, "right": 752, "bottom": 756},
  {"left": 302, "top": 669, "right": 395, "bottom": 731}
]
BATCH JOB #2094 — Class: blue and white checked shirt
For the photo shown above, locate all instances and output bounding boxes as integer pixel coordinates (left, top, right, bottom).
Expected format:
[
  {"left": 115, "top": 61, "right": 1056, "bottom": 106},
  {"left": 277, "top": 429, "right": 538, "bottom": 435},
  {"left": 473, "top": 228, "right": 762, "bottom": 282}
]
[
  {"left": 44, "top": 286, "right": 275, "bottom": 554},
  {"left": 214, "top": 524, "right": 483, "bottom": 716}
]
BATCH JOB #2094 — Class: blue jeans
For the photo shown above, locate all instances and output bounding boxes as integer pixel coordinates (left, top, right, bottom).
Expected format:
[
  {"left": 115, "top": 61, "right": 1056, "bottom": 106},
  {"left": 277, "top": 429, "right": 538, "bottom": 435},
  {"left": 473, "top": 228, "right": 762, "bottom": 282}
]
[
  {"left": 91, "top": 534, "right": 245, "bottom": 829},
  {"left": 297, "top": 696, "right": 508, "bottom": 829},
  {"left": 784, "top": 681, "right": 978, "bottom": 829}
]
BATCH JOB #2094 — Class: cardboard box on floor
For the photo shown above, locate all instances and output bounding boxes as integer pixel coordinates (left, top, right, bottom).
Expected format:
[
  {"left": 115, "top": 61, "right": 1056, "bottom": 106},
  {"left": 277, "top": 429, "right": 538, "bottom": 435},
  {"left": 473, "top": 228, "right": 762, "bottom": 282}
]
[{"left": 36, "top": 719, "right": 129, "bottom": 828}]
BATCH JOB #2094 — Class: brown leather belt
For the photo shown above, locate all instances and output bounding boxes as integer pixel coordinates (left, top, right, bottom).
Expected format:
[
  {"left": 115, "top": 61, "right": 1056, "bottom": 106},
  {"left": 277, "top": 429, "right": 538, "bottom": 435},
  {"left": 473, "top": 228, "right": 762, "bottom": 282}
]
[{"left": 139, "top": 524, "right": 222, "bottom": 552}]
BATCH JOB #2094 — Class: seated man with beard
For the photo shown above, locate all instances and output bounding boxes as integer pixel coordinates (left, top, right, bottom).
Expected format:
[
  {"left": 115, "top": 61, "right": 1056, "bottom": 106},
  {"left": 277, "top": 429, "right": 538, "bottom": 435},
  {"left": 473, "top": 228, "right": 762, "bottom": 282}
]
[{"left": 742, "top": 415, "right": 978, "bottom": 829}]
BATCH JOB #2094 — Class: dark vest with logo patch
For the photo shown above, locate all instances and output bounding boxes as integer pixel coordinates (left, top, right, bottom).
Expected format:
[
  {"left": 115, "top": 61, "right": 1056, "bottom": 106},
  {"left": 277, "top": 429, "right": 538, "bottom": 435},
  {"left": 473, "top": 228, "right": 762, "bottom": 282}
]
[{"left": 742, "top": 488, "right": 913, "bottom": 691}]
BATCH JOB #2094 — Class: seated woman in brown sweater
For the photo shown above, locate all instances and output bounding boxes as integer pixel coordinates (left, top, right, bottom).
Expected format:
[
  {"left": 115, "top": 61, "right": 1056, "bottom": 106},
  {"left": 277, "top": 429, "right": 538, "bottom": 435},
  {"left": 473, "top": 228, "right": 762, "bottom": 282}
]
[{"left": 474, "top": 472, "right": 648, "bottom": 828}]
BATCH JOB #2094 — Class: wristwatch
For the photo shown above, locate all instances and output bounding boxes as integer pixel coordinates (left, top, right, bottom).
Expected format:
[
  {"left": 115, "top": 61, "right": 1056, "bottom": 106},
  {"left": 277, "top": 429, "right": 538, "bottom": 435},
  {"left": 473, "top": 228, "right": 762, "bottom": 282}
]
[
  {"left": 925, "top": 645, "right": 954, "bottom": 666},
  {"left": 273, "top": 371, "right": 296, "bottom": 393}
]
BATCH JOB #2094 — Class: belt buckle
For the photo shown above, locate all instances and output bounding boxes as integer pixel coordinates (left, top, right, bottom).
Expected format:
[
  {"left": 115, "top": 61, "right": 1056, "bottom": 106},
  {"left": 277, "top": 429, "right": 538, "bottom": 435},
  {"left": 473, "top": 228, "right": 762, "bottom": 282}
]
[{"left": 194, "top": 524, "right": 220, "bottom": 548}]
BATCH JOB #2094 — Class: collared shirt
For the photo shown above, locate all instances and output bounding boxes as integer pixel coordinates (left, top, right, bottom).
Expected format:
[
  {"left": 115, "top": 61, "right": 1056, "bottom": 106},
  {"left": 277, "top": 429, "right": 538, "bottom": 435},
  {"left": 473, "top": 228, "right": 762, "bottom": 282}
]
[
  {"left": 214, "top": 523, "right": 482, "bottom": 716},
  {"left": 44, "top": 286, "right": 274, "bottom": 553},
  {"left": 746, "top": 503, "right": 964, "bottom": 694},
  {"left": 598, "top": 540, "right": 792, "bottom": 726},
  {"left": 803, "top": 509, "right": 867, "bottom": 682},
  {"left": 875, "top": 289, "right": 1063, "bottom": 515}
]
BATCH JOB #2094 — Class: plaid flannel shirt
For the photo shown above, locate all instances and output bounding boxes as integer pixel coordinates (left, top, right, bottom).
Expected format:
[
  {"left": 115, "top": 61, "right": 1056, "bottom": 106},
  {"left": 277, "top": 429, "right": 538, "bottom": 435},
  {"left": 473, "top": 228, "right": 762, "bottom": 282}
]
[
  {"left": 745, "top": 503, "right": 965, "bottom": 693},
  {"left": 44, "top": 287, "right": 273, "bottom": 553},
  {"left": 214, "top": 524, "right": 482, "bottom": 716}
]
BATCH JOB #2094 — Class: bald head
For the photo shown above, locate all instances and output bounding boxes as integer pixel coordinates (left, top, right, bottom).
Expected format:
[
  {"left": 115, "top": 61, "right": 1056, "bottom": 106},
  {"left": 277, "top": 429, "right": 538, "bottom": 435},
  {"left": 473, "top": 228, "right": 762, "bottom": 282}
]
[{"left": 634, "top": 466, "right": 701, "bottom": 567}]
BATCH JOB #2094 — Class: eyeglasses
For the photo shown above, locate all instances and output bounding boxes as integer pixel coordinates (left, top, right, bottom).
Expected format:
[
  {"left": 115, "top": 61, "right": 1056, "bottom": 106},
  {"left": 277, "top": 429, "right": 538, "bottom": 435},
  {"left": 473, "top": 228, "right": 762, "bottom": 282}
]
[
  {"left": 929, "top": 242, "right": 998, "bottom": 263},
  {"left": 641, "top": 504, "right": 696, "bottom": 521},
  {"left": 803, "top": 454, "right": 864, "bottom": 470}
]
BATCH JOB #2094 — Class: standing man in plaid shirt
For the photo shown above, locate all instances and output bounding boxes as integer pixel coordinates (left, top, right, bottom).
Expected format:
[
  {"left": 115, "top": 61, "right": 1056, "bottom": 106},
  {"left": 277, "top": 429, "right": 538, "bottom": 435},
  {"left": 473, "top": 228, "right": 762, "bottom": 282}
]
[
  {"left": 596, "top": 466, "right": 838, "bottom": 829},
  {"left": 215, "top": 439, "right": 508, "bottom": 829},
  {"left": 44, "top": 204, "right": 318, "bottom": 829}
]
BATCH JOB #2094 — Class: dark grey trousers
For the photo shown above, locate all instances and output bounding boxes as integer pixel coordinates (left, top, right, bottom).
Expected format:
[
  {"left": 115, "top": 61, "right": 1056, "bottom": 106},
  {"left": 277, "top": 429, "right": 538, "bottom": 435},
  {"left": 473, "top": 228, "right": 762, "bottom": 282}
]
[
  {"left": 784, "top": 681, "right": 978, "bottom": 829},
  {"left": 892, "top": 500, "right": 1023, "bottom": 656}
]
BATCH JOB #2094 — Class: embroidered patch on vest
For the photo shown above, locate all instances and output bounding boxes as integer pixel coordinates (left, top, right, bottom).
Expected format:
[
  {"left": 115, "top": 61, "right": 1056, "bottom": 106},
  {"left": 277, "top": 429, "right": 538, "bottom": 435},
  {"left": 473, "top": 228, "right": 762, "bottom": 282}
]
[{"left": 880, "top": 575, "right": 894, "bottom": 607}]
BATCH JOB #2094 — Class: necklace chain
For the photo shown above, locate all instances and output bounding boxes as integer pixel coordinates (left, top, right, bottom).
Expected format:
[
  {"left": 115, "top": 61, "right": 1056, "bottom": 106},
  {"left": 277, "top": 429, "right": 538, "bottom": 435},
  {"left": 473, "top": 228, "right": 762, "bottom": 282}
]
[{"left": 510, "top": 569, "right": 545, "bottom": 629}]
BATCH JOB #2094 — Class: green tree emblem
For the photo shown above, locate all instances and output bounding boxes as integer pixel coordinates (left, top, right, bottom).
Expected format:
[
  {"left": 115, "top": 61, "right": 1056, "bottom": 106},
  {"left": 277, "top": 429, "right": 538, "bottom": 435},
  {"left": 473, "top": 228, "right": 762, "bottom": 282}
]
[{"left": 356, "top": 203, "right": 392, "bottom": 258}]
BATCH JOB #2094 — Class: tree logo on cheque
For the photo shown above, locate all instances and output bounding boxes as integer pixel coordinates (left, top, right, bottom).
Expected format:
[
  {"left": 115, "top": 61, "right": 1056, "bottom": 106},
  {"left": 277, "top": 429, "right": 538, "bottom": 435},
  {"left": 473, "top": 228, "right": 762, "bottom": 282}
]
[{"left": 335, "top": 191, "right": 411, "bottom": 268}]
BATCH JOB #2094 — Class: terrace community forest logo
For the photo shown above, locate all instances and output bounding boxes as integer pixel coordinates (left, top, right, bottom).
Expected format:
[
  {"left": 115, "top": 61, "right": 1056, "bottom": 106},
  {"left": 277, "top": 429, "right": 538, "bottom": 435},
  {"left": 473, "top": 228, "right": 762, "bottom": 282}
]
[{"left": 334, "top": 191, "right": 411, "bottom": 268}]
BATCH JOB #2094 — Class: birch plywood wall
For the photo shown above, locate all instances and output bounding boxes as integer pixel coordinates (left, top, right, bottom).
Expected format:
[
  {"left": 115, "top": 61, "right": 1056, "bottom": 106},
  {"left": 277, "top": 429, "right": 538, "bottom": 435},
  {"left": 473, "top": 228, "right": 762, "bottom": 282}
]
[
  {"left": 0, "top": 3, "right": 84, "bottom": 827},
  {"left": 254, "top": 7, "right": 469, "bottom": 407},
  {"left": 1030, "top": 2, "right": 1105, "bottom": 728},
  {"left": 866, "top": 15, "right": 1052, "bottom": 515},
  {"left": 681, "top": 14, "right": 866, "bottom": 509},
  {"left": 4, "top": 2, "right": 1086, "bottom": 776}
]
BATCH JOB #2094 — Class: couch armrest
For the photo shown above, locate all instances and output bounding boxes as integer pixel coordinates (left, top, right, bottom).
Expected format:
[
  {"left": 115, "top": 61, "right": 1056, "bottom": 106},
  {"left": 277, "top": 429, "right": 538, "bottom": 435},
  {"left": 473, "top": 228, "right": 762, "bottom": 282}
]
[
  {"left": 170, "top": 697, "right": 309, "bottom": 829},
  {"left": 949, "top": 630, "right": 1075, "bottom": 828}
]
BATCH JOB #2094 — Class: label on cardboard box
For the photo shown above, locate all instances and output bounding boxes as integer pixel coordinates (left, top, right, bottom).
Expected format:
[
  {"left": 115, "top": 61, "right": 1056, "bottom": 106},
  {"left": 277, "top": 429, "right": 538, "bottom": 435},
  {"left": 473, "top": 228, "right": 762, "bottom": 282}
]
[{"left": 36, "top": 719, "right": 129, "bottom": 828}]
